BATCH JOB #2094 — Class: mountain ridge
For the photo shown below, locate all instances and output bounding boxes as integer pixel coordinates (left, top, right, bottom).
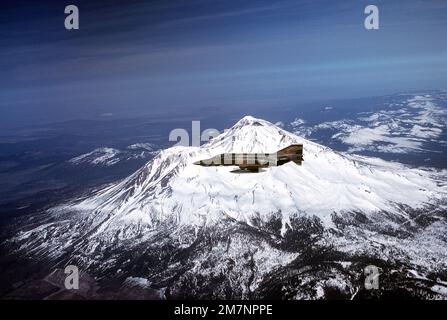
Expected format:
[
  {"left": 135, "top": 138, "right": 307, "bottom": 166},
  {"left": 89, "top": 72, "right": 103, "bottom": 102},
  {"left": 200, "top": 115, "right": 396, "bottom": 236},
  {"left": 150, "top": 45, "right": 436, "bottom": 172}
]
[
  {"left": 5, "top": 115, "right": 447, "bottom": 299},
  {"left": 66, "top": 115, "right": 445, "bottom": 229}
]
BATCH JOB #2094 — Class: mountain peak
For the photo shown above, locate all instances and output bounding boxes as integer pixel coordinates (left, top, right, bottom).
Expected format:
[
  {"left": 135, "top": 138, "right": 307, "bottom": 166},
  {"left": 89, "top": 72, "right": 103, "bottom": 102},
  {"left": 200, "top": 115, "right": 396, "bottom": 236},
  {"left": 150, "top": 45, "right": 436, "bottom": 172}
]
[
  {"left": 206, "top": 115, "right": 308, "bottom": 154},
  {"left": 232, "top": 115, "right": 272, "bottom": 128}
]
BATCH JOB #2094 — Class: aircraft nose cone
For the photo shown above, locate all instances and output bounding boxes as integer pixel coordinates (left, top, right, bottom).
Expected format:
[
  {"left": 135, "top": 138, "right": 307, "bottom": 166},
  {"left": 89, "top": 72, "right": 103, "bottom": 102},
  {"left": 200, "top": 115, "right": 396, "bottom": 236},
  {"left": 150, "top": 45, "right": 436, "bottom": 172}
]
[{"left": 193, "top": 161, "right": 201, "bottom": 165}]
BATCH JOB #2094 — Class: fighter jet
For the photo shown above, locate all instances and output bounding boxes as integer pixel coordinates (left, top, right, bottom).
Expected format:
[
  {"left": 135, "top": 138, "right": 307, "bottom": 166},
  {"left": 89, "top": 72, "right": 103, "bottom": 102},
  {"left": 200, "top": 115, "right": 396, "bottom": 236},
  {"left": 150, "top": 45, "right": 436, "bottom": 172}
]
[{"left": 193, "top": 144, "right": 303, "bottom": 172}]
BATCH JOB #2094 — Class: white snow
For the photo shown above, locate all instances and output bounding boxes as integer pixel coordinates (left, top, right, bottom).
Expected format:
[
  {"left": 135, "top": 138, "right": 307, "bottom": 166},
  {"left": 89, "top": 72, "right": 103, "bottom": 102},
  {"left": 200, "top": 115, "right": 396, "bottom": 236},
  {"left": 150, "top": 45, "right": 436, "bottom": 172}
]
[
  {"left": 291, "top": 118, "right": 306, "bottom": 127},
  {"left": 125, "top": 277, "right": 152, "bottom": 289},
  {"left": 10, "top": 115, "right": 447, "bottom": 287},
  {"left": 431, "top": 285, "right": 447, "bottom": 297},
  {"left": 67, "top": 115, "right": 446, "bottom": 233},
  {"left": 68, "top": 145, "right": 157, "bottom": 167},
  {"left": 68, "top": 148, "right": 122, "bottom": 166},
  {"left": 127, "top": 143, "right": 155, "bottom": 151},
  {"left": 291, "top": 94, "right": 447, "bottom": 154}
]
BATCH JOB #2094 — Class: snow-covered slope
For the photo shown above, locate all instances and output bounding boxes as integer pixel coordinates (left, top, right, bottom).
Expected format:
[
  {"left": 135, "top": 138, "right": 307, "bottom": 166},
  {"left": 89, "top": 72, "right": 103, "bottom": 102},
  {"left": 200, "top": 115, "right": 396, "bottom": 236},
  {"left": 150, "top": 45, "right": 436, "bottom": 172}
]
[
  {"left": 68, "top": 145, "right": 158, "bottom": 167},
  {"left": 68, "top": 148, "right": 123, "bottom": 166},
  {"left": 8, "top": 116, "right": 447, "bottom": 299},
  {"left": 291, "top": 92, "right": 447, "bottom": 155},
  {"left": 68, "top": 115, "right": 445, "bottom": 231}
]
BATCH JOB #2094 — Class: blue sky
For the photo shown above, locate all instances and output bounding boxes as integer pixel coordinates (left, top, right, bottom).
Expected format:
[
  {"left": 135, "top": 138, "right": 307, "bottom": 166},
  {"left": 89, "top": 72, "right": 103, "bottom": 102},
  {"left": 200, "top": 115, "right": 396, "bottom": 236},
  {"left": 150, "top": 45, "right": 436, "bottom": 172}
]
[{"left": 1, "top": 0, "right": 447, "bottom": 128}]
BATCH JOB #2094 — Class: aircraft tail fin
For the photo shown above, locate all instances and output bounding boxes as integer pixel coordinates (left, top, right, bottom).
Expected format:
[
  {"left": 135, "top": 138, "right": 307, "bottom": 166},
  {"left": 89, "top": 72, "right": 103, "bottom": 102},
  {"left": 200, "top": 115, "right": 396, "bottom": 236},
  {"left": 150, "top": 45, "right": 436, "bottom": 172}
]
[{"left": 276, "top": 144, "right": 303, "bottom": 165}]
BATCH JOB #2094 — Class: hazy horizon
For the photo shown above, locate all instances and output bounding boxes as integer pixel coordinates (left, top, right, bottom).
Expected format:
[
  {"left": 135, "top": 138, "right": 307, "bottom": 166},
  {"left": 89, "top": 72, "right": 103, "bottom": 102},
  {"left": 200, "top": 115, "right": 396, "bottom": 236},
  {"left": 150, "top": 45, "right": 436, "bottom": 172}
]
[{"left": 1, "top": 0, "right": 447, "bottom": 128}]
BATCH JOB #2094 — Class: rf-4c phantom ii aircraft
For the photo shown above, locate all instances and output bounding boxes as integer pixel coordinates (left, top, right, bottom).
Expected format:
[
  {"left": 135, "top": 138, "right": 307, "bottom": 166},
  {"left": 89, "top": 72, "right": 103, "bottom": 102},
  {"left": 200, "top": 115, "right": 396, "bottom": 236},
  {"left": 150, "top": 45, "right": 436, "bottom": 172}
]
[{"left": 194, "top": 144, "right": 303, "bottom": 172}]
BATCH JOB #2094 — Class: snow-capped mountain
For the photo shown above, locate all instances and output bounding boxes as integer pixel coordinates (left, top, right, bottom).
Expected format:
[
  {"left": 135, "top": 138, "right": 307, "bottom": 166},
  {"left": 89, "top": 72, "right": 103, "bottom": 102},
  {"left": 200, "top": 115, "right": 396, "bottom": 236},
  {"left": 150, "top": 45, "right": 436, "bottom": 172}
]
[
  {"left": 65, "top": 115, "right": 445, "bottom": 229},
  {"left": 7, "top": 116, "right": 447, "bottom": 299}
]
